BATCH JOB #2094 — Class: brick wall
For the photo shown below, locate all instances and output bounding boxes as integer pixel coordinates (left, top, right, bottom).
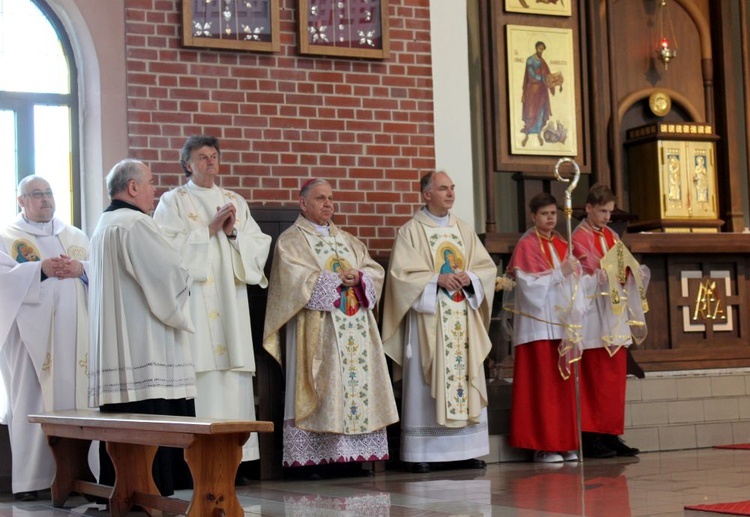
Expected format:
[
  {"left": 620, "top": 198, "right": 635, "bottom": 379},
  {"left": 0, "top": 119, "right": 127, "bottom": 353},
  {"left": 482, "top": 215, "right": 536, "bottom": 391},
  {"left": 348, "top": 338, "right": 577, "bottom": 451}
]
[{"left": 124, "top": 0, "right": 436, "bottom": 254}]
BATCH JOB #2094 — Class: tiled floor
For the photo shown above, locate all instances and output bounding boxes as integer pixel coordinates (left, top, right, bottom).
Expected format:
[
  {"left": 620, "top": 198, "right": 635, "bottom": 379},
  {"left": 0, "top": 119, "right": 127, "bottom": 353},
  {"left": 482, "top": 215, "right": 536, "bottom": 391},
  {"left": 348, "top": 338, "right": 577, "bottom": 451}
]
[{"left": 1, "top": 448, "right": 749, "bottom": 516}]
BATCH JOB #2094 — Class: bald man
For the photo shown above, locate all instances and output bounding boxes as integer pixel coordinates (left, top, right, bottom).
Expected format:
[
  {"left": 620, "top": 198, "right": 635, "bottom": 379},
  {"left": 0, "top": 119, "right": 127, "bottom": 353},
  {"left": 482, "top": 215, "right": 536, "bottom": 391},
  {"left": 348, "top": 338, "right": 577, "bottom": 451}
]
[{"left": 0, "top": 176, "right": 90, "bottom": 500}]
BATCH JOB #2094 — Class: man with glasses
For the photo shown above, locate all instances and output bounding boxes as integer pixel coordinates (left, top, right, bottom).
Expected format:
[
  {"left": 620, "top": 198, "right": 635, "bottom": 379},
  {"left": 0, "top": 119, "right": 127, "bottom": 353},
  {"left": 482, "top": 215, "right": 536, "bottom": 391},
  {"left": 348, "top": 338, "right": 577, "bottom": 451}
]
[{"left": 0, "top": 176, "right": 90, "bottom": 501}]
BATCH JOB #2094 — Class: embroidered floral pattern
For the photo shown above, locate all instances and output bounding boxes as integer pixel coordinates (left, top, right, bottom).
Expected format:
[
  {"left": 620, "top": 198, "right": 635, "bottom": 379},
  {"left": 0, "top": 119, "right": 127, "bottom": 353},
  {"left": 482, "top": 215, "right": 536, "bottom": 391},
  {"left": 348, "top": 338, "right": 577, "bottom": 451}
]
[
  {"left": 334, "top": 310, "right": 370, "bottom": 433},
  {"left": 440, "top": 298, "right": 469, "bottom": 418},
  {"left": 425, "top": 225, "right": 471, "bottom": 422}
]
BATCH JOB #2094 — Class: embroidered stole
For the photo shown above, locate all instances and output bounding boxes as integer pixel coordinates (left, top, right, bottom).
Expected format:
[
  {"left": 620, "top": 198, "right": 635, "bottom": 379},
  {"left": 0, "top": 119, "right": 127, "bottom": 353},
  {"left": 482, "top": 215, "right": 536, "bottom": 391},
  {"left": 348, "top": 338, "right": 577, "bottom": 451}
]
[
  {"left": 302, "top": 230, "right": 373, "bottom": 434},
  {"left": 424, "top": 224, "right": 471, "bottom": 423}
]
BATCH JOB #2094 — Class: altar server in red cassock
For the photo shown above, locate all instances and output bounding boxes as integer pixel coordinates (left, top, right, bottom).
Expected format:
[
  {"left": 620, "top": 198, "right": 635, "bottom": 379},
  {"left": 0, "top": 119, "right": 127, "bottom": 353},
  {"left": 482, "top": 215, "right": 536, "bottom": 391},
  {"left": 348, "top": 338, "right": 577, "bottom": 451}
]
[
  {"left": 505, "top": 192, "right": 585, "bottom": 463},
  {"left": 572, "top": 184, "right": 648, "bottom": 458}
]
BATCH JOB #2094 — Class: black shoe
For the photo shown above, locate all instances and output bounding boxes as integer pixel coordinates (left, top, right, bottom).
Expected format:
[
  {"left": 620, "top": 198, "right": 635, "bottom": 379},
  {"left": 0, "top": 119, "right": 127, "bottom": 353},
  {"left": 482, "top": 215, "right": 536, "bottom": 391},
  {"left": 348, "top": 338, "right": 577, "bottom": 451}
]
[
  {"left": 465, "top": 458, "right": 487, "bottom": 469},
  {"left": 235, "top": 475, "right": 252, "bottom": 486},
  {"left": 601, "top": 434, "right": 640, "bottom": 456},
  {"left": 411, "top": 462, "right": 431, "bottom": 473},
  {"left": 14, "top": 491, "right": 38, "bottom": 502},
  {"left": 582, "top": 433, "right": 616, "bottom": 459}
]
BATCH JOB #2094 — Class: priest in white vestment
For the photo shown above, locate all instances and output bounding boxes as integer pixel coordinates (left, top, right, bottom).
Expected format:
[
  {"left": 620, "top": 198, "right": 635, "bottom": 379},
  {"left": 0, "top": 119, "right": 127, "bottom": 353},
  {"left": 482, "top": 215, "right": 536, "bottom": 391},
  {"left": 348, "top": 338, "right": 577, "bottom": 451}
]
[
  {"left": 0, "top": 175, "right": 89, "bottom": 500},
  {"left": 382, "top": 171, "right": 497, "bottom": 474},
  {"left": 89, "top": 159, "right": 196, "bottom": 496},
  {"left": 154, "top": 135, "right": 271, "bottom": 463},
  {"left": 263, "top": 179, "right": 398, "bottom": 472}
]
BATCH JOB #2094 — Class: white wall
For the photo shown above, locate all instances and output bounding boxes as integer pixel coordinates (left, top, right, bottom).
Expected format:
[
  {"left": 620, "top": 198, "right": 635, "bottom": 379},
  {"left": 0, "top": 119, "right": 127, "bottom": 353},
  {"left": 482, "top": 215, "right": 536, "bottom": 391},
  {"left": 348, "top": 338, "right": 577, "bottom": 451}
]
[
  {"left": 429, "top": 0, "right": 476, "bottom": 228},
  {"left": 49, "top": 0, "right": 128, "bottom": 235}
]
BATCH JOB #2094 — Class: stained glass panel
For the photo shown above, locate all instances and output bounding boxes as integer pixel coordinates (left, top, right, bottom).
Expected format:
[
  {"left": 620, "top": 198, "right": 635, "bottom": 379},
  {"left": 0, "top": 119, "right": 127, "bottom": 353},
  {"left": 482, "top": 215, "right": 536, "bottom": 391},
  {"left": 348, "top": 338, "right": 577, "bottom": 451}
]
[
  {"left": 299, "top": 0, "right": 389, "bottom": 59},
  {"left": 182, "top": 0, "right": 280, "bottom": 52}
]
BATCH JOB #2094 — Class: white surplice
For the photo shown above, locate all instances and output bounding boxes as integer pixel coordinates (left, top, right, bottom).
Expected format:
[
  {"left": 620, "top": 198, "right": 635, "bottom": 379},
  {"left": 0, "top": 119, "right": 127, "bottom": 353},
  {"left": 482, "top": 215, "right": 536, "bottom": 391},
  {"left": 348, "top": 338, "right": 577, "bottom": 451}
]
[
  {"left": 88, "top": 205, "right": 196, "bottom": 407},
  {"left": 0, "top": 215, "right": 89, "bottom": 493},
  {"left": 154, "top": 182, "right": 271, "bottom": 461}
]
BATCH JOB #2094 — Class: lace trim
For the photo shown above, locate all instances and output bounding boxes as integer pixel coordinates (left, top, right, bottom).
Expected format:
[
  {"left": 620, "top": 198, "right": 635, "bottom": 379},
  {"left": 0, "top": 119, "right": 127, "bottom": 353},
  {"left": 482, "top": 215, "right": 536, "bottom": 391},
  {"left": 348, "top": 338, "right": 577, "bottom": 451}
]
[
  {"left": 282, "top": 420, "right": 389, "bottom": 467},
  {"left": 305, "top": 271, "right": 341, "bottom": 311},
  {"left": 361, "top": 272, "right": 377, "bottom": 308}
]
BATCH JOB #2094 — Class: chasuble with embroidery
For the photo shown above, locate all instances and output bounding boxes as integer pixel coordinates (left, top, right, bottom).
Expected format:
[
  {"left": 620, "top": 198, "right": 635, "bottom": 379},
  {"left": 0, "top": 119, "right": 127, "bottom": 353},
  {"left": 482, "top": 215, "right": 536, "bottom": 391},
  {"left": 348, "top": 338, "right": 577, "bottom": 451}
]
[
  {"left": 381, "top": 209, "right": 496, "bottom": 462},
  {"left": 263, "top": 215, "right": 398, "bottom": 466}
]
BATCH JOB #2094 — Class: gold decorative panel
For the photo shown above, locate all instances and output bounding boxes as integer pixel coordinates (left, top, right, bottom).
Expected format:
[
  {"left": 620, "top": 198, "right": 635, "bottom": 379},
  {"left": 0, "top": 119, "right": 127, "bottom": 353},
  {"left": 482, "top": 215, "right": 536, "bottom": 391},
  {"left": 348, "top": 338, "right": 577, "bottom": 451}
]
[
  {"left": 625, "top": 123, "right": 722, "bottom": 233},
  {"left": 680, "top": 270, "right": 733, "bottom": 333}
]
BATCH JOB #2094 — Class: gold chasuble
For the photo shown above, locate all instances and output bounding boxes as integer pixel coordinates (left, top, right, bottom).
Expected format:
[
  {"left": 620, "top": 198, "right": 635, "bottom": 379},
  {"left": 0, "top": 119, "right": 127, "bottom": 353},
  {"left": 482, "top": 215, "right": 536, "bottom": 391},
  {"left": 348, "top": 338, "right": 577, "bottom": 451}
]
[
  {"left": 263, "top": 215, "right": 398, "bottom": 466},
  {"left": 382, "top": 210, "right": 497, "bottom": 429}
]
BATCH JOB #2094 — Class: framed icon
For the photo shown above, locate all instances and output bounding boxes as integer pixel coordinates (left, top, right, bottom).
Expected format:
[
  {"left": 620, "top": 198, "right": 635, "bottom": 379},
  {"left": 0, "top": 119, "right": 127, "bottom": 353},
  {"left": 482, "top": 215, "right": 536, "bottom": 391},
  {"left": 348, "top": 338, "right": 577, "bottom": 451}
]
[
  {"left": 505, "top": 0, "right": 571, "bottom": 17},
  {"left": 506, "top": 24, "right": 577, "bottom": 156}
]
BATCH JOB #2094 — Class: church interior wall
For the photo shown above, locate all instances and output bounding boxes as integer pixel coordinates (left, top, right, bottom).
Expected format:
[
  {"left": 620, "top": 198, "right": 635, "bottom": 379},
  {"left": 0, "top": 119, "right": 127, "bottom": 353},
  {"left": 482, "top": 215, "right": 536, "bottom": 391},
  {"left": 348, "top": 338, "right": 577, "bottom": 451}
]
[
  {"left": 117, "top": 0, "right": 440, "bottom": 256},
  {"left": 7, "top": 0, "right": 750, "bottom": 489}
]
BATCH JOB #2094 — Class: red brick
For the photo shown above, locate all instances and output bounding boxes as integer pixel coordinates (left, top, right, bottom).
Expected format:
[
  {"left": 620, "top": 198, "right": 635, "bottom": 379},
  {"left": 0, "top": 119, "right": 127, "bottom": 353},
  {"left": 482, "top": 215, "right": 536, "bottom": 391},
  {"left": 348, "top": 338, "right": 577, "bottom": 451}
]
[
  {"left": 124, "top": 0, "right": 435, "bottom": 251},
  {"left": 348, "top": 215, "right": 384, "bottom": 226}
]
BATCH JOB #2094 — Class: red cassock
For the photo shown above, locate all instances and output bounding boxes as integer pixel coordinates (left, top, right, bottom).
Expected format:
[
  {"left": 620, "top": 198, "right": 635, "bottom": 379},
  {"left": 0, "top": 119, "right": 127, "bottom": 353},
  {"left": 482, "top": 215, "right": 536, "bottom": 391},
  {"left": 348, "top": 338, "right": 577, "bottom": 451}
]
[
  {"left": 572, "top": 223, "right": 627, "bottom": 435},
  {"left": 508, "top": 230, "right": 579, "bottom": 452}
]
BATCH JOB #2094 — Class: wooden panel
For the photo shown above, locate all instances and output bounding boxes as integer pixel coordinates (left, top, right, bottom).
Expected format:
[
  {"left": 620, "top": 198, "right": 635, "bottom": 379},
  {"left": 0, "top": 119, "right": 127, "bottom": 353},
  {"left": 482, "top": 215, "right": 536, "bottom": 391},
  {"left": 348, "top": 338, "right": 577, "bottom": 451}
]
[
  {"left": 632, "top": 251, "right": 750, "bottom": 371},
  {"left": 624, "top": 233, "right": 750, "bottom": 254},
  {"left": 247, "top": 206, "right": 298, "bottom": 480},
  {"left": 487, "top": 0, "right": 591, "bottom": 175},
  {"left": 609, "top": 0, "right": 707, "bottom": 121},
  {"left": 636, "top": 253, "right": 670, "bottom": 351}
]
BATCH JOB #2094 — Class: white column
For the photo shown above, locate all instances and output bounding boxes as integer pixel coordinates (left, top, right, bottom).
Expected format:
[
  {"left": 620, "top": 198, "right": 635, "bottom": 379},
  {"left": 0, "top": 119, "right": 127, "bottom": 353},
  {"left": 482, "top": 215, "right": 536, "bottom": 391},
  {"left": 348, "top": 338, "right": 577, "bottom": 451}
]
[{"left": 429, "top": 0, "right": 475, "bottom": 227}]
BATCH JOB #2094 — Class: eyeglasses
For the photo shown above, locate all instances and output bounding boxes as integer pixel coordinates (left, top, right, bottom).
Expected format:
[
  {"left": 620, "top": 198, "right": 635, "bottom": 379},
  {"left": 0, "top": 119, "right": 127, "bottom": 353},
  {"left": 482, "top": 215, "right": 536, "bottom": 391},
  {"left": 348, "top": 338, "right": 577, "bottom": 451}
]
[{"left": 23, "top": 190, "right": 54, "bottom": 200}]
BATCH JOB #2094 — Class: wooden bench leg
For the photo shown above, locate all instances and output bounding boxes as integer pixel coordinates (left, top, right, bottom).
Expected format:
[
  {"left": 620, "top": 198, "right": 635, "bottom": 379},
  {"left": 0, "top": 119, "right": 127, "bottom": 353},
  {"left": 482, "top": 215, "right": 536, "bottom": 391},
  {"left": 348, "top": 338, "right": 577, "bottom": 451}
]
[
  {"left": 106, "top": 442, "right": 161, "bottom": 517},
  {"left": 183, "top": 432, "right": 248, "bottom": 517},
  {"left": 46, "top": 436, "right": 95, "bottom": 507}
]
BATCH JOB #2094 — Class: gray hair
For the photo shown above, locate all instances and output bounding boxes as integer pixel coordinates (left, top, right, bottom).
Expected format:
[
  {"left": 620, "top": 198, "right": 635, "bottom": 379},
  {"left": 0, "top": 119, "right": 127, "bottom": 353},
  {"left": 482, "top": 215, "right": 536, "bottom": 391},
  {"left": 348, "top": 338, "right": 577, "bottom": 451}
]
[
  {"left": 17, "top": 175, "right": 48, "bottom": 197},
  {"left": 106, "top": 159, "right": 145, "bottom": 198},
  {"left": 420, "top": 170, "right": 450, "bottom": 193},
  {"left": 181, "top": 135, "right": 220, "bottom": 176},
  {"left": 299, "top": 178, "right": 330, "bottom": 198}
]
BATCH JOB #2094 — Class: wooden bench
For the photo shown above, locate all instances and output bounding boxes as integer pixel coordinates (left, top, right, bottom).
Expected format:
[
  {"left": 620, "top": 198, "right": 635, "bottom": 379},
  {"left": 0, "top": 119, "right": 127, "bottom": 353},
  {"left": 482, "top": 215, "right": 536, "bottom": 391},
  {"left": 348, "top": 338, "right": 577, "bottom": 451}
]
[{"left": 28, "top": 409, "right": 274, "bottom": 516}]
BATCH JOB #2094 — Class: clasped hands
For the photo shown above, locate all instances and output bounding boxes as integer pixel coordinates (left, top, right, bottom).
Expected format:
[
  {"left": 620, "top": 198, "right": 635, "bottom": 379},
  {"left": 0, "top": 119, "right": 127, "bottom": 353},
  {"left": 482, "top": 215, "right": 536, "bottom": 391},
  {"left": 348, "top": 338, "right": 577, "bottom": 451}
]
[
  {"left": 438, "top": 271, "right": 471, "bottom": 293},
  {"left": 209, "top": 203, "right": 236, "bottom": 237},
  {"left": 41, "top": 255, "right": 83, "bottom": 279},
  {"left": 338, "top": 268, "right": 360, "bottom": 287}
]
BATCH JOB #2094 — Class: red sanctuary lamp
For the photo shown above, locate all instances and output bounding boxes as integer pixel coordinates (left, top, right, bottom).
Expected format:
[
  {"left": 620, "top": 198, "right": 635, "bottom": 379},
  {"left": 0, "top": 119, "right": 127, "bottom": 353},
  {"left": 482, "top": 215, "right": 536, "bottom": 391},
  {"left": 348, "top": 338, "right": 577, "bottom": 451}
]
[
  {"left": 657, "top": 37, "right": 677, "bottom": 70},
  {"left": 655, "top": 0, "right": 678, "bottom": 70}
]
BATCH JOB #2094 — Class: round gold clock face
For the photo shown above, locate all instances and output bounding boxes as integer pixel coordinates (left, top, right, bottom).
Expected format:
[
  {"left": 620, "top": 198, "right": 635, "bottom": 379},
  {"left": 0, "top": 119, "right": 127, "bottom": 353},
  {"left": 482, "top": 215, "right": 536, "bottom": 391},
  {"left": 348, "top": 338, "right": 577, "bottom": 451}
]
[{"left": 649, "top": 91, "right": 671, "bottom": 117}]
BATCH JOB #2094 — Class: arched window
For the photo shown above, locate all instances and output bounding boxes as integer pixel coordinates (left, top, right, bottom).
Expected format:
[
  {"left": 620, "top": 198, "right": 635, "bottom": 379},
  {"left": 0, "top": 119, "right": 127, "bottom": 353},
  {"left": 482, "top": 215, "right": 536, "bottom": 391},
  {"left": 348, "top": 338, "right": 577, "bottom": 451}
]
[{"left": 0, "top": 0, "right": 79, "bottom": 227}]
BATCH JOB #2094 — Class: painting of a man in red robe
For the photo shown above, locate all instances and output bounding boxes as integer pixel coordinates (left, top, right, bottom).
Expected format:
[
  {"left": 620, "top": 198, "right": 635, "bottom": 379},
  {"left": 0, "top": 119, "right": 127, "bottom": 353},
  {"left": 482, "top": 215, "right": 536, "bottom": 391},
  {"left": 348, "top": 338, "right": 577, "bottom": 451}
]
[{"left": 521, "top": 40, "right": 563, "bottom": 147}]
